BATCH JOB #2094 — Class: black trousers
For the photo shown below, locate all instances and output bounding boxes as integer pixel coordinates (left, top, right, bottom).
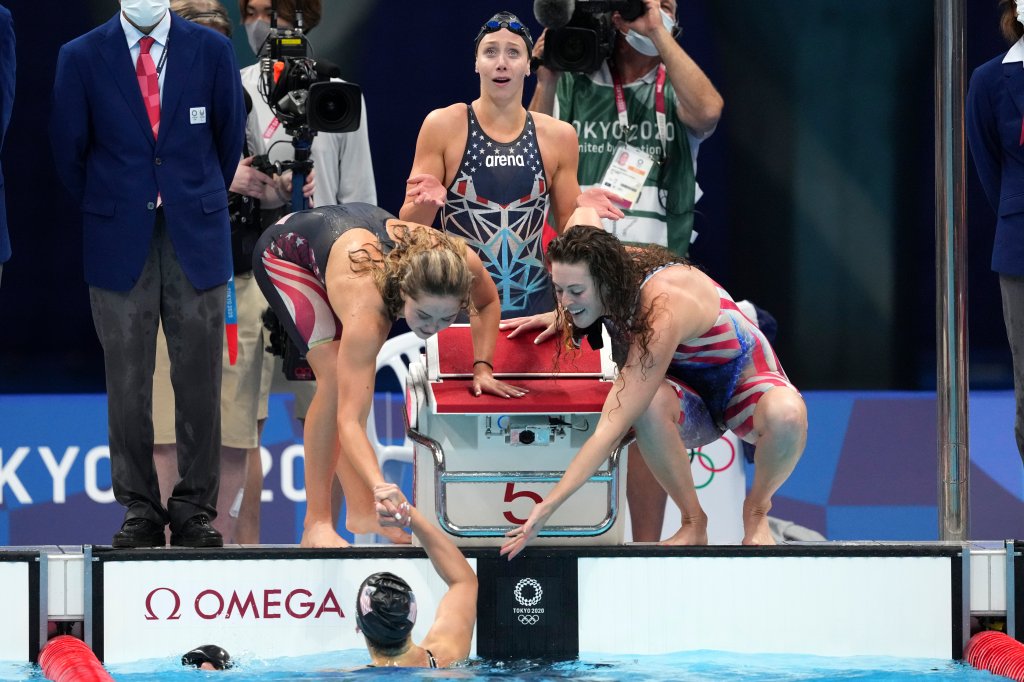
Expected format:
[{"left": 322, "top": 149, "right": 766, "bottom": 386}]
[
  {"left": 89, "top": 211, "right": 225, "bottom": 528},
  {"left": 1001, "top": 274, "right": 1024, "bottom": 468}
]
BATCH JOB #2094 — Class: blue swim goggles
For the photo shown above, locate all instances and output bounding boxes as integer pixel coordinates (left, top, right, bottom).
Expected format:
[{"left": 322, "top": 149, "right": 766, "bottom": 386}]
[{"left": 475, "top": 15, "right": 534, "bottom": 53}]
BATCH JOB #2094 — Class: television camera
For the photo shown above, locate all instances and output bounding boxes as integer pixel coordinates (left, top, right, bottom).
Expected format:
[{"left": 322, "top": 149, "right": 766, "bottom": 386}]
[
  {"left": 534, "top": 0, "right": 645, "bottom": 73},
  {"left": 257, "top": 2, "right": 362, "bottom": 210}
]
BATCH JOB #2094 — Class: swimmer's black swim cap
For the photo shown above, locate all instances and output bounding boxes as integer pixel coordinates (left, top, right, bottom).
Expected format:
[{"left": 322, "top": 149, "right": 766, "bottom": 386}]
[
  {"left": 181, "top": 644, "right": 232, "bottom": 670},
  {"left": 355, "top": 572, "right": 417, "bottom": 647}
]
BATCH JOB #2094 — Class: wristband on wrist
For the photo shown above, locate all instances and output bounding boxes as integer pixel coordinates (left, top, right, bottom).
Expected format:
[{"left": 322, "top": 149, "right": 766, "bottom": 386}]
[{"left": 473, "top": 359, "right": 494, "bottom": 371}]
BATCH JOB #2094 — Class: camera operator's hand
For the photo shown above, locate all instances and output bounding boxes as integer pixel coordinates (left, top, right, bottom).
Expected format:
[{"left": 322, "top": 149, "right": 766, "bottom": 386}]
[
  {"left": 613, "top": 0, "right": 670, "bottom": 41},
  {"left": 577, "top": 187, "right": 626, "bottom": 220},
  {"left": 274, "top": 168, "right": 316, "bottom": 207},
  {"left": 231, "top": 156, "right": 275, "bottom": 199},
  {"left": 405, "top": 173, "right": 446, "bottom": 208},
  {"left": 532, "top": 30, "right": 561, "bottom": 87}
]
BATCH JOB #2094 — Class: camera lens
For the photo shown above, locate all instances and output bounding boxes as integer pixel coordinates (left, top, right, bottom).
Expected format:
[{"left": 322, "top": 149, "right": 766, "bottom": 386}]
[{"left": 308, "top": 82, "right": 362, "bottom": 133}]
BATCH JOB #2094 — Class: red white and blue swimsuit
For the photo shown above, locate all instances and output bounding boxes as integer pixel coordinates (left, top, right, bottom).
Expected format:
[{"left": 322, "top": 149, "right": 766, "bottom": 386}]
[
  {"left": 252, "top": 203, "right": 396, "bottom": 353},
  {"left": 640, "top": 265, "right": 796, "bottom": 447}
]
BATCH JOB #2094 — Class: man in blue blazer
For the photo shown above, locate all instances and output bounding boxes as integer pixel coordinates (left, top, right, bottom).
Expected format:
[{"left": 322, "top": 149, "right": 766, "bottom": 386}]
[
  {"left": 51, "top": 0, "right": 245, "bottom": 547},
  {"left": 966, "top": 0, "right": 1024, "bottom": 469},
  {"left": 0, "top": 4, "right": 14, "bottom": 285}
]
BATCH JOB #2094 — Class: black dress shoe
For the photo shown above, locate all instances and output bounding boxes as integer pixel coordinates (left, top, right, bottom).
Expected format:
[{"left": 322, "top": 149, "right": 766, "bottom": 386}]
[
  {"left": 170, "top": 514, "right": 223, "bottom": 548},
  {"left": 112, "top": 518, "right": 165, "bottom": 548}
]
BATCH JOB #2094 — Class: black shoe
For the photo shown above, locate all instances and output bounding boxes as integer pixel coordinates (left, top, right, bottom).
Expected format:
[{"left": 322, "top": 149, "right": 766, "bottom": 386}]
[
  {"left": 112, "top": 518, "right": 165, "bottom": 548},
  {"left": 170, "top": 514, "right": 223, "bottom": 548}
]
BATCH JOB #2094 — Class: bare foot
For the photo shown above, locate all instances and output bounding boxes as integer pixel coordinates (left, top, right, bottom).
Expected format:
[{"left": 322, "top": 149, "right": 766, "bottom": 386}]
[
  {"left": 659, "top": 512, "right": 709, "bottom": 546},
  {"left": 300, "top": 522, "right": 351, "bottom": 548},
  {"left": 741, "top": 501, "right": 775, "bottom": 546}
]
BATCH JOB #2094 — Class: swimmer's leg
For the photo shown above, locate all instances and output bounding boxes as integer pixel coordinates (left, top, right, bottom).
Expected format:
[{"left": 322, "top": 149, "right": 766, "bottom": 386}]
[
  {"left": 632, "top": 381, "right": 708, "bottom": 546},
  {"left": 738, "top": 386, "right": 806, "bottom": 546},
  {"left": 301, "top": 340, "right": 350, "bottom": 548},
  {"left": 626, "top": 443, "right": 669, "bottom": 542}
]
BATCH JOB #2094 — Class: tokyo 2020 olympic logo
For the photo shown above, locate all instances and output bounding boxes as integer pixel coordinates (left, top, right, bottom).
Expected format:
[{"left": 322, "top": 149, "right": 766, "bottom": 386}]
[{"left": 512, "top": 578, "right": 543, "bottom": 625}]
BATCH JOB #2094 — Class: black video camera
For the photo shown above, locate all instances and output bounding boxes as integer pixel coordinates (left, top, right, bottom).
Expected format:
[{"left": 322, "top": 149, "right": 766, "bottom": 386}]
[
  {"left": 259, "top": 7, "right": 362, "bottom": 136},
  {"left": 538, "top": 0, "right": 645, "bottom": 73}
]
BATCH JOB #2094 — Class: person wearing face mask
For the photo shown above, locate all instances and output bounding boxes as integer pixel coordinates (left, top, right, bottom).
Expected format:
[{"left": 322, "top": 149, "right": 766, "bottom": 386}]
[
  {"left": 239, "top": 0, "right": 375, "bottom": 215},
  {"left": 529, "top": 0, "right": 721, "bottom": 257},
  {"left": 238, "top": 2, "right": 377, "bottom": 525},
  {"left": 526, "top": 0, "right": 721, "bottom": 544},
  {"left": 148, "top": 0, "right": 314, "bottom": 548},
  {"left": 50, "top": 0, "right": 246, "bottom": 548}
]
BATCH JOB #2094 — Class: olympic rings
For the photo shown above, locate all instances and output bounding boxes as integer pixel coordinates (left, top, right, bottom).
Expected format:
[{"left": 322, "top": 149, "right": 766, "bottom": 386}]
[{"left": 687, "top": 437, "right": 737, "bottom": 489}]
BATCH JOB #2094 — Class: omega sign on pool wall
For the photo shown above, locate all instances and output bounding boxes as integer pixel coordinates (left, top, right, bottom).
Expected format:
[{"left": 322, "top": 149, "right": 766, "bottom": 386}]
[{"left": 92, "top": 549, "right": 461, "bottom": 664}]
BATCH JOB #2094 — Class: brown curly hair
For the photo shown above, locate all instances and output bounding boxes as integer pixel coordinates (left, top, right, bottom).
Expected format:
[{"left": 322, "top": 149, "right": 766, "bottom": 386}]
[
  {"left": 547, "top": 226, "right": 682, "bottom": 370},
  {"left": 348, "top": 225, "right": 475, "bottom": 319}
]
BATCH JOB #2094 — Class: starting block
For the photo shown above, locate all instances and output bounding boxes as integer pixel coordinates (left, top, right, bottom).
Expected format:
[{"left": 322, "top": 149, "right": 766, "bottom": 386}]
[{"left": 408, "top": 325, "right": 630, "bottom": 547}]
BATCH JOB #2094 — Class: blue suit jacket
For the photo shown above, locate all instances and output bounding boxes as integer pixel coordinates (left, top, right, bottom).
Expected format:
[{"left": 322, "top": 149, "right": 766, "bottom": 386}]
[
  {"left": 51, "top": 12, "right": 245, "bottom": 291},
  {"left": 967, "top": 50, "right": 1024, "bottom": 277},
  {"left": 0, "top": 5, "right": 14, "bottom": 265}
]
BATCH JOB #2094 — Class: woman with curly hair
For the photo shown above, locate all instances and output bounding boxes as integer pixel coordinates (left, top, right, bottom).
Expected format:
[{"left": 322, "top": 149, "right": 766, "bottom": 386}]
[
  {"left": 253, "top": 203, "right": 524, "bottom": 548},
  {"left": 501, "top": 212, "right": 806, "bottom": 556}
]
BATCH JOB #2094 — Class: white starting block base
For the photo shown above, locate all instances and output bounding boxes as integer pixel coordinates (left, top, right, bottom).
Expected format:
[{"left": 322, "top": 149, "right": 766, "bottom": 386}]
[{"left": 410, "top": 326, "right": 628, "bottom": 547}]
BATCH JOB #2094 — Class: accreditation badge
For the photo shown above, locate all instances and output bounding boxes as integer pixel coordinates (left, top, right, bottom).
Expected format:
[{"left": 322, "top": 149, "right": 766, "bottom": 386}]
[{"left": 598, "top": 144, "right": 654, "bottom": 209}]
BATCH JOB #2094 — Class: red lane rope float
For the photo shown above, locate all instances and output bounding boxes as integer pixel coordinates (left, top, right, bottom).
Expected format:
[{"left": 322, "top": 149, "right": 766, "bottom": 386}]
[
  {"left": 965, "top": 631, "right": 1024, "bottom": 681},
  {"left": 38, "top": 635, "right": 113, "bottom": 682}
]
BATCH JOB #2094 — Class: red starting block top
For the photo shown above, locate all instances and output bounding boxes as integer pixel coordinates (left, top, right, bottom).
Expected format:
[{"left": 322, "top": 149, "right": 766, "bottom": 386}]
[
  {"left": 430, "top": 378, "right": 612, "bottom": 414},
  {"left": 431, "top": 325, "right": 604, "bottom": 377}
]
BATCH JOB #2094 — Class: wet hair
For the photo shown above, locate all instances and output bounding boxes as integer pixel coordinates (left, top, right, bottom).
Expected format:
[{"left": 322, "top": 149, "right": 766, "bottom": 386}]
[
  {"left": 1000, "top": 0, "right": 1024, "bottom": 45},
  {"left": 171, "top": 0, "right": 232, "bottom": 36},
  {"left": 348, "top": 225, "right": 475, "bottom": 319},
  {"left": 355, "top": 572, "right": 417, "bottom": 655},
  {"left": 181, "top": 644, "right": 232, "bottom": 670},
  {"left": 239, "top": 0, "right": 321, "bottom": 31},
  {"left": 475, "top": 11, "right": 534, "bottom": 55},
  {"left": 546, "top": 225, "right": 681, "bottom": 370}
]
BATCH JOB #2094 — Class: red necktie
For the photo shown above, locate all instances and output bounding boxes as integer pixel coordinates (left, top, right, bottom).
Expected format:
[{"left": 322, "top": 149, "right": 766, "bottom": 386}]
[{"left": 136, "top": 36, "right": 160, "bottom": 139}]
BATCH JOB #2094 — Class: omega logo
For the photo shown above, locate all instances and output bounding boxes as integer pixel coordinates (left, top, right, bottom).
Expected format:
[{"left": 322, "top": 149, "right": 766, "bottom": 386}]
[{"left": 143, "top": 586, "right": 346, "bottom": 621}]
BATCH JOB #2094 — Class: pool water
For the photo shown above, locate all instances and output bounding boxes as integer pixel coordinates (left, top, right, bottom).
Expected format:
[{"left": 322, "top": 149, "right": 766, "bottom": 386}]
[{"left": 0, "top": 650, "right": 1006, "bottom": 681}]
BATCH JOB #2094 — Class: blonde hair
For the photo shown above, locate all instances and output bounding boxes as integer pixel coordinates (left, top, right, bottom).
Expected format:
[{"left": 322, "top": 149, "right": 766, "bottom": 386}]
[{"left": 349, "top": 226, "right": 475, "bottom": 318}]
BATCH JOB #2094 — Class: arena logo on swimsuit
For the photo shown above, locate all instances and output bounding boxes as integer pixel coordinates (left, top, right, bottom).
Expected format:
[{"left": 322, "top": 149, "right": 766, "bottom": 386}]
[
  {"left": 143, "top": 585, "right": 347, "bottom": 621},
  {"left": 484, "top": 152, "right": 525, "bottom": 168}
]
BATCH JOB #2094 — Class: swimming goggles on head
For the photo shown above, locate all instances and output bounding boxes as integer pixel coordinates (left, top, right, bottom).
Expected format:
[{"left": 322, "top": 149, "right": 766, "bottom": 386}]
[{"left": 475, "top": 17, "right": 534, "bottom": 52}]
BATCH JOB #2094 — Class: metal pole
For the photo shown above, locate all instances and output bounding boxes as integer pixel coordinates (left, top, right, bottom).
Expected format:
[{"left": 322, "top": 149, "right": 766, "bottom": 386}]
[{"left": 935, "top": 0, "right": 969, "bottom": 540}]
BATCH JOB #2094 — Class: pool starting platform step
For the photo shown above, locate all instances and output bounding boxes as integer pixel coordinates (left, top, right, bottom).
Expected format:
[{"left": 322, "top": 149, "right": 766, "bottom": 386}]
[{"left": 0, "top": 541, "right": 1019, "bottom": 664}]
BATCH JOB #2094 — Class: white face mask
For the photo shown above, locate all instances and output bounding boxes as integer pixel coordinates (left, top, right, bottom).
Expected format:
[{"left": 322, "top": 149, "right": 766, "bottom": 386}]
[
  {"left": 245, "top": 20, "right": 272, "bottom": 57},
  {"left": 1017, "top": 0, "right": 1024, "bottom": 27},
  {"left": 121, "top": 0, "right": 169, "bottom": 29},
  {"left": 621, "top": 9, "right": 676, "bottom": 58}
]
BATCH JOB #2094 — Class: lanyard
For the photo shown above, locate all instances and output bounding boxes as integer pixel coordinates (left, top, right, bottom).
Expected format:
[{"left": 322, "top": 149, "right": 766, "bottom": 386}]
[
  {"left": 611, "top": 61, "right": 668, "bottom": 159},
  {"left": 150, "top": 37, "right": 169, "bottom": 77}
]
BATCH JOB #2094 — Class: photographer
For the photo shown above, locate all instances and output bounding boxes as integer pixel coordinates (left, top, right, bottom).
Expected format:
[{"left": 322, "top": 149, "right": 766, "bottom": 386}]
[
  {"left": 240, "top": 0, "right": 375, "bottom": 212},
  {"left": 529, "top": 0, "right": 721, "bottom": 256},
  {"left": 529, "top": 0, "right": 722, "bottom": 543},
  {"left": 152, "top": 0, "right": 313, "bottom": 546}
]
